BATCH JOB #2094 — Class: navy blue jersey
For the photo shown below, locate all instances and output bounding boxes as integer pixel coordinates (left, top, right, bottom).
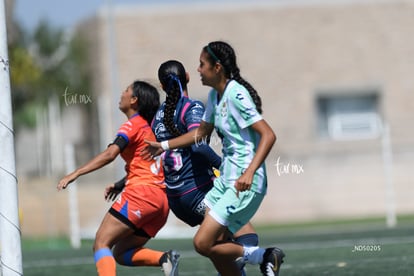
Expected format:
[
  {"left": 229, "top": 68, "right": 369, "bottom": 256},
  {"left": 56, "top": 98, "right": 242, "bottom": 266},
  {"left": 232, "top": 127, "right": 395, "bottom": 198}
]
[{"left": 152, "top": 96, "right": 221, "bottom": 196}]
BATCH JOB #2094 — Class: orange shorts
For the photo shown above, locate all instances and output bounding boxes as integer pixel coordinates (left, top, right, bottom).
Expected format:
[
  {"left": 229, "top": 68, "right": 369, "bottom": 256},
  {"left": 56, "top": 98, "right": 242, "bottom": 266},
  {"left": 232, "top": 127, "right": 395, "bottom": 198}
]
[{"left": 109, "top": 184, "right": 169, "bottom": 238}]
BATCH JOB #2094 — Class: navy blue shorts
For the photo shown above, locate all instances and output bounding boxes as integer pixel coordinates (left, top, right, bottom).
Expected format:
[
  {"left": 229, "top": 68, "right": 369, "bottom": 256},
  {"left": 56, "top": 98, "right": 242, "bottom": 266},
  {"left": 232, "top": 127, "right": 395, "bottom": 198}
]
[{"left": 167, "top": 180, "right": 213, "bottom": 227}]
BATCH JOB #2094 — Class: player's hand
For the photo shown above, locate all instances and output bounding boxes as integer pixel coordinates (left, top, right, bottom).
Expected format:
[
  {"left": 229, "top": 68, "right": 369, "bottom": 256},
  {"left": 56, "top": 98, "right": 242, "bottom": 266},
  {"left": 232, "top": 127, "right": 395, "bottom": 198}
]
[
  {"left": 234, "top": 169, "right": 254, "bottom": 197},
  {"left": 104, "top": 184, "right": 121, "bottom": 202},
  {"left": 57, "top": 172, "right": 78, "bottom": 191},
  {"left": 141, "top": 140, "right": 163, "bottom": 161}
]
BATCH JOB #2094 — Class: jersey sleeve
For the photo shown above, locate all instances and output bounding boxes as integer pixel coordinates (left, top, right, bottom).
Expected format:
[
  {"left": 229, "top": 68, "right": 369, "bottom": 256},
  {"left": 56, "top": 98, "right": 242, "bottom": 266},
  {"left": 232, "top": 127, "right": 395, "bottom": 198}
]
[
  {"left": 116, "top": 120, "right": 138, "bottom": 144},
  {"left": 184, "top": 100, "right": 205, "bottom": 131},
  {"left": 228, "top": 87, "right": 262, "bottom": 129},
  {"left": 202, "top": 89, "right": 216, "bottom": 124}
]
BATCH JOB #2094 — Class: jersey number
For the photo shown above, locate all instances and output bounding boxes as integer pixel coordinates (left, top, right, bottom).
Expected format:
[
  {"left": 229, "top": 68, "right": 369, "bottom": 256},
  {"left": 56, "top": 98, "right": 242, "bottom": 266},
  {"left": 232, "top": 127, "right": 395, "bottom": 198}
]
[{"left": 169, "top": 151, "right": 183, "bottom": 171}]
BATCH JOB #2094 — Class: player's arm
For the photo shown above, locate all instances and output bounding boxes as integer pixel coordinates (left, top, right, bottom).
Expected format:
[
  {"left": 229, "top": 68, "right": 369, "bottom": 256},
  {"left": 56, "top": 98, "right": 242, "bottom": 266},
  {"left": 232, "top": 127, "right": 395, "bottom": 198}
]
[
  {"left": 172, "top": 120, "right": 214, "bottom": 148},
  {"left": 143, "top": 120, "right": 214, "bottom": 158},
  {"left": 187, "top": 101, "right": 221, "bottom": 168},
  {"left": 235, "top": 119, "right": 276, "bottom": 192},
  {"left": 57, "top": 136, "right": 125, "bottom": 190}
]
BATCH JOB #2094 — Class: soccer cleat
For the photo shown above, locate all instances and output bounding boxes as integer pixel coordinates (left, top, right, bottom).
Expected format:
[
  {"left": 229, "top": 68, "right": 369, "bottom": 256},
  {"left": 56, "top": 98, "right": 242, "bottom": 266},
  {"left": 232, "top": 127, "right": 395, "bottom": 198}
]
[
  {"left": 161, "top": 250, "right": 180, "bottom": 276},
  {"left": 260, "top": 247, "right": 285, "bottom": 276}
]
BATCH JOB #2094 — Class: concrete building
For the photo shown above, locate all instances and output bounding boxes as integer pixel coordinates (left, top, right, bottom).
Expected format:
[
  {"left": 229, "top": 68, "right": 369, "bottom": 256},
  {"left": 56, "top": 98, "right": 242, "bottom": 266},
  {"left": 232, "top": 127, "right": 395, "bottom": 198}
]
[{"left": 17, "top": 0, "right": 414, "bottom": 236}]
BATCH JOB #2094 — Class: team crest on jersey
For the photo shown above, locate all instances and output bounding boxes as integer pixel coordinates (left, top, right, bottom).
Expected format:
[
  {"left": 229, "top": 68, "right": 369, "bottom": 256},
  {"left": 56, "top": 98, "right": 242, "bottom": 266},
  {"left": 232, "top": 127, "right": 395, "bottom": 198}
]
[{"left": 154, "top": 123, "right": 166, "bottom": 137}]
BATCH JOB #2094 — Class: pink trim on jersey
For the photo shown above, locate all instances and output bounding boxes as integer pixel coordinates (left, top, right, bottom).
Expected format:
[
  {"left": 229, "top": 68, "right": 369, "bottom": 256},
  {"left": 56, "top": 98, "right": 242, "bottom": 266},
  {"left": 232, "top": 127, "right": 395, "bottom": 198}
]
[
  {"left": 187, "top": 123, "right": 200, "bottom": 130},
  {"left": 166, "top": 177, "right": 214, "bottom": 197},
  {"left": 180, "top": 102, "right": 191, "bottom": 124}
]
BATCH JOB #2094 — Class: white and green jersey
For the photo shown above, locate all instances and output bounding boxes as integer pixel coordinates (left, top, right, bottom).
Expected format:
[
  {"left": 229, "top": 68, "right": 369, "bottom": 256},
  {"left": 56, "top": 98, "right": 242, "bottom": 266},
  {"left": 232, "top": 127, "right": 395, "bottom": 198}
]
[{"left": 202, "top": 80, "right": 267, "bottom": 194}]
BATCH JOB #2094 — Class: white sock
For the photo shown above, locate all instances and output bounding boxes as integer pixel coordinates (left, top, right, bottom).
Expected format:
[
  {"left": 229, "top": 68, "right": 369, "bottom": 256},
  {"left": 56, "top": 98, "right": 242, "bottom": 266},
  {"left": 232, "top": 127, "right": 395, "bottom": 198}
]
[{"left": 242, "top": 246, "right": 265, "bottom": 265}]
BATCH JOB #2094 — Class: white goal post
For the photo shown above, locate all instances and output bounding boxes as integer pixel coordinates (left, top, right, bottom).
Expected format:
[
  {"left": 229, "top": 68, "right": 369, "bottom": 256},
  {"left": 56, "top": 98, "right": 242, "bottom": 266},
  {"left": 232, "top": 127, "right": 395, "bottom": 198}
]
[{"left": 0, "top": 0, "right": 23, "bottom": 274}]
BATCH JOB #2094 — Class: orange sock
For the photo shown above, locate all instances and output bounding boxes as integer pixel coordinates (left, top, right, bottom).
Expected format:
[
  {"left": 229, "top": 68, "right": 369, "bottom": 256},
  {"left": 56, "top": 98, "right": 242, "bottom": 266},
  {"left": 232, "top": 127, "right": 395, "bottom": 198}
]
[
  {"left": 123, "top": 247, "right": 164, "bottom": 266},
  {"left": 94, "top": 248, "right": 116, "bottom": 276}
]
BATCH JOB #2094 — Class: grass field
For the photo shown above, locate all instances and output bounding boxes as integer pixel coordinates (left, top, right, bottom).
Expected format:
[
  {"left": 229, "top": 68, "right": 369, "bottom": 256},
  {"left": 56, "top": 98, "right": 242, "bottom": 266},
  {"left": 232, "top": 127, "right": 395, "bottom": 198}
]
[{"left": 21, "top": 216, "right": 414, "bottom": 276}]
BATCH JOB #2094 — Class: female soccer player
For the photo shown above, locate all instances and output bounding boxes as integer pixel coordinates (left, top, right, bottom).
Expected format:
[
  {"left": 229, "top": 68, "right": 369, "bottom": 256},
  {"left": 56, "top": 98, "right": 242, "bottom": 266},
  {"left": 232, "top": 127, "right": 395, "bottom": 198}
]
[
  {"left": 144, "top": 42, "right": 285, "bottom": 276},
  {"left": 57, "top": 80, "right": 179, "bottom": 276},
  {"left": 152, "top": 59, "right": 222, "bottom": 227},
  {"left": 153, "top": 60, "right": 260, "bottom": 273}
]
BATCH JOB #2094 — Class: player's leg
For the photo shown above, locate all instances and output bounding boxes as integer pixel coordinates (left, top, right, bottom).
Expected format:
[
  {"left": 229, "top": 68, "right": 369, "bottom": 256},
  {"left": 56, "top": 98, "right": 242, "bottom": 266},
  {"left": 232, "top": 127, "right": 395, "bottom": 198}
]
[
  {"left": 112, "top": 234, "right": 157, "bottom": 266},
  {"left": 233, "top": 223, "right": 285, "bottom": 276},
  {"left": 193, "top": 214, "right": 244, "bottom": 276},
  {"left": 233, "top": 222, "right": 258, "bottom": 246},
  {"left": 218, "top": 222, "right": 257, "bottom": 276},
  {"left": 207, "top": 183, "right": 285, "bottom": 275},
  {"left": 93, "top": 211, "right": 132, "bottom": 276},
  {"left": 111, "top": 184, "right": 178, "bottom": 275},
  {"left": 193, "top": 179, "right": 243, "bottom": 274},
  {"left": 113, "top": 235, "right": 179, "bottom": 276}
]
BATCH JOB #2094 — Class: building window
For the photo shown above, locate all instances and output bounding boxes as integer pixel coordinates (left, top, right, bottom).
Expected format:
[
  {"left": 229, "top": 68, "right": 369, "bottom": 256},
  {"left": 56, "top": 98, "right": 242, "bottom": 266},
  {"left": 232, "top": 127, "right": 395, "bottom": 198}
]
[{"left": 317, "top": 92, "right": 381, "bottom": 140}]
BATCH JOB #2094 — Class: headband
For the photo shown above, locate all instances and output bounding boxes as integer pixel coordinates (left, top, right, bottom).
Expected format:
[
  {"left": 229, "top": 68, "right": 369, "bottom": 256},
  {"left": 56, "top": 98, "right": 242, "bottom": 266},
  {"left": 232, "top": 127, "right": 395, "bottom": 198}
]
[{"left": 207, "top": 45, "right": 220, "bottom": 63}]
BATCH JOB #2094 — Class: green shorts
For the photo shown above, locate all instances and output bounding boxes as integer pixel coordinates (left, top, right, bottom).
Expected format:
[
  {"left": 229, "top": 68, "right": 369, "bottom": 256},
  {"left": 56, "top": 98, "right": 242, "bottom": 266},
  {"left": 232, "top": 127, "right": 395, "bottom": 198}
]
[{"left": 204, "top": 177, "right": 264, "bottom": 234}]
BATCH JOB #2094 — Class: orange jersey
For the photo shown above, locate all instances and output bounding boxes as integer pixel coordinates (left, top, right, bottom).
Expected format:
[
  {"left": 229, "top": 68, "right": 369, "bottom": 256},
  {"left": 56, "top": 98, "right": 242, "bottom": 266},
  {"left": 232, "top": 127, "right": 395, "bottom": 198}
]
[{"left": 117, "top": 114, "right": 165, "bottom": 187}]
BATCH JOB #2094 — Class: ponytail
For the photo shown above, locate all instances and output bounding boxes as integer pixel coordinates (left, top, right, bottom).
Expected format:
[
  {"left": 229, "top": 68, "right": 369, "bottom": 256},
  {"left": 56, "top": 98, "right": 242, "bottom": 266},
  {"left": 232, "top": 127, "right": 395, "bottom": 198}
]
[
  {"left": 158, "top": 60, "right": 187, "bottom": 137},
  {"left": 164, "top": 75, "right": 182, "bottom": 137}
]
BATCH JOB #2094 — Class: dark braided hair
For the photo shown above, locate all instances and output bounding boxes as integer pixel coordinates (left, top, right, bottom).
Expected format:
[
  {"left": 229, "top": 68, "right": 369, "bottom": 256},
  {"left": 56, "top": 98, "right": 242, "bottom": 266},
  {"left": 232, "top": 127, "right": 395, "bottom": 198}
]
[
  {"left": 131, "top": 80, "right": 160, "bottom": 125},
  {"left": 158, "top": 60, "right": 187, "bottom": 137},
  {"left": 204, "top": 41, "right": 263, "bottom": 114}
]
